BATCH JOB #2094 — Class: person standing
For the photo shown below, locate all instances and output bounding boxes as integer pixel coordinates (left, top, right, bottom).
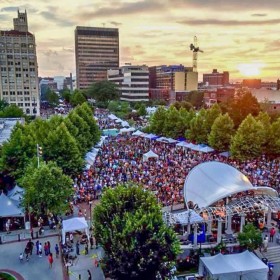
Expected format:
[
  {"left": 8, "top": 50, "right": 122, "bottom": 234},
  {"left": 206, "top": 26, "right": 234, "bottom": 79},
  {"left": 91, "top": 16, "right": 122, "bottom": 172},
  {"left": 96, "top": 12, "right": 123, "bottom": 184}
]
[
  {"left": 27, "top": 239, "right": 34, "bottom": 255},
  {"left": 90, "top": 235, "right": 94, "bottom": 249},
  {"left": 270, "top": 227, "right": 276, "bottom": 242},
  {"left": 76, "top": 241, "right": 80, "bottom": 255},
  {"left": 36, "top": 240, "right": 40, "bottom": 255},
  {"left": 47, "top": 241, "right": 51, "bottom": 254},
  {"left": 48, "top": 253, "right": 53, "bottom": 268},
  {"left": 55, "top": 244, "right": 59, "bottom": 258},
  {"left": 44, "top": 242, "right": 48, "bottom": 256},
  {"left": 87, "top": 270, "right": 92, "bottom": 280},
  {"left": 263, "top": 235, "right": 269, "bottom": 252},
  {"left": 38, "top": 243, "right": 42, "bottom": 257}
]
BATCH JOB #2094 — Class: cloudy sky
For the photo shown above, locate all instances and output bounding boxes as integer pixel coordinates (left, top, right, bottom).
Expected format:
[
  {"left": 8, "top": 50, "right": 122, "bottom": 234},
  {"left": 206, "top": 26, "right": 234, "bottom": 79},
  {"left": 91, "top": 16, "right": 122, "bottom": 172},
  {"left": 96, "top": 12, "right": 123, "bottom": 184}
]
[{"left": 0, "top": 0, "right": 279, "bottom": 81}]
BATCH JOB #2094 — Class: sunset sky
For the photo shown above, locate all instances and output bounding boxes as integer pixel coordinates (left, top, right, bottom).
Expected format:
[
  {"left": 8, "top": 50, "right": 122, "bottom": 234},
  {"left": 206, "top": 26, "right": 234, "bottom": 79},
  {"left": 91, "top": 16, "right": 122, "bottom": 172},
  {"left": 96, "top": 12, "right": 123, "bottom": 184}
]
[{"left": 0, "top": 0, "right": 279, "bottom": 81}]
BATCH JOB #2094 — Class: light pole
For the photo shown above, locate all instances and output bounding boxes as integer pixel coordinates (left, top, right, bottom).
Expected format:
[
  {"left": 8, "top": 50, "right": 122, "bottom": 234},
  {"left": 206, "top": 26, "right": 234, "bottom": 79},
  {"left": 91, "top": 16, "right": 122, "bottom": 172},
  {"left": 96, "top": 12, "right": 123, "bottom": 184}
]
[
  {"left": 36, "top": 144, "right": 42, "bottom": 168},
  {"left": 89, "top": 201, "right": 93, "bottom": 227}
]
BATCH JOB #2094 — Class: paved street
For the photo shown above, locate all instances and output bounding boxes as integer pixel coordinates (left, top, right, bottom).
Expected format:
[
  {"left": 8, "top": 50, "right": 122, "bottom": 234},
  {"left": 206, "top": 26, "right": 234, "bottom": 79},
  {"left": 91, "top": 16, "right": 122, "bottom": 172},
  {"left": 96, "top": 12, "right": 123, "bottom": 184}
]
[{"left": 0, "top": 235, "right": 64, "bottom": 280}]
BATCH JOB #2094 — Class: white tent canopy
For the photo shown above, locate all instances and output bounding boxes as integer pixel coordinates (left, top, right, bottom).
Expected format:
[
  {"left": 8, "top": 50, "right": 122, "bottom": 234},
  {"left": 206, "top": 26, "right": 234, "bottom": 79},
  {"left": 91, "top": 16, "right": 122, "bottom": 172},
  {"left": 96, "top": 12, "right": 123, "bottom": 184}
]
[
  {"left": 0, "top": 192, "right": 24, "bottom": 217},
  {"left": 156, "top": 137, "right": 177, "bottom": 144},
  {"left": 170, "top": 209, "right": 204, "bottom": 225},
  {"left": 62, "top": 217, "right": 89, "bottom": 244},
  {"left": 132, "top": 130, "right": 144, "bottom": 136},
  {"left": 143, "top": 150, "right": 159, "bottom": 162},
  {"left": 199, "top": 251, "right": 268, "bottom": 280},
  {"left": 120, "top": 127, "right": 135, "bottom": 134},
  {"left": 108, "top": 114, "right": 118, "bottom": 120}
]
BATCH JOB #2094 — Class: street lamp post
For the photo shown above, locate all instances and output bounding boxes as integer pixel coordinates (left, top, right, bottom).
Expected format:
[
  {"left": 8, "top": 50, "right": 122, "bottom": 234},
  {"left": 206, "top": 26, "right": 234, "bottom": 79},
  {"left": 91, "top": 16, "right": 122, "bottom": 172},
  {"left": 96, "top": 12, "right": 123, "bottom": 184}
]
[{"left": 89, "top": 201, "right": 93, "bottom": 227}]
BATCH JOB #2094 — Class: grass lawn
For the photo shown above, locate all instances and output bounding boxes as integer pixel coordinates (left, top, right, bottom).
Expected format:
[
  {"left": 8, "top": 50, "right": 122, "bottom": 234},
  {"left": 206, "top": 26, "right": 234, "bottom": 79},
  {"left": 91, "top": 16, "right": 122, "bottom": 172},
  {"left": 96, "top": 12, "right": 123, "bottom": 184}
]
[{"left": 0, "top": 272, "right": 16, "bottom": 280}]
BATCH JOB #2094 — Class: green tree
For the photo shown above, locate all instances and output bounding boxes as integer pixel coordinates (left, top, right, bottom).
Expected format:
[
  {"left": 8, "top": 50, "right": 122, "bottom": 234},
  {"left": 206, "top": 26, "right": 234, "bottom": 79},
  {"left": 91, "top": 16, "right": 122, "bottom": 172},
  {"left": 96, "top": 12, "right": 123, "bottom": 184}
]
[
  {"left": 237, "top": 224, "right": 262, "bottom": 251},
  {"left": 185, "top": 91, "right": 204, "bottom": 109},
  {"left": 204, "top": 104, "right": 222, "bottom": 134},
  {"left": 0, "top": 104, "right": 24, "bottom": 118},
  {"left": 93, "top": 185, "right": 180, "bottom": 280},
  {"left": 230, "top": 114, "right": 265, "bottom": 160},
  {"left": 255, "top": 111, "right": 271, "bottom": 154},
  {"left": 68, "top": 111, "right": 92, "bottom": 154},
  {"left": 163, "top": 106, "right": 181, "bottom": 138},
  {"left": 0, "top": 99, "right": 8, "bottom": 111},
  {"left": 137, "top": 104, "right": 147, "bottom": 116},
  {"left": 269, "top": 117, "right": 280, "bottom": 156},
  {"left": 75, "top": 103, "right": 101, "bottom": 145},
  {"left": 86, "top": 80, "right": 119, "bottom": 108},
  {"left": 45, "top": 89, "right": 59, "bottom": 107},
  {"left": 173, "top": 101, "right": 193, "bottom": 111},
  {"left": 20, "top": 161, "right": 73, "bottom": 214},
  {"left": 60, "top": 88, "right": 71, "bottom": 103},
  {"left": 208, "top": 113, "right": 234, "bottom": 151},
  {"left": 70, "top": 89, "right": 87, "bottom": 107},
  {"left": 149, "top": 106, "right": 167, "bottom": 135},
  {"left": 227, "top": 88, "right": 261, "bottom": 127},
  {"left": 0, "top": 123, "right": 37, "bottom": 179},
  {"left": 44, "top": 123, "right": 84, "bottom": 176},
  {"left": 186, "top": 109, "right": 208, "bottom": 143}
]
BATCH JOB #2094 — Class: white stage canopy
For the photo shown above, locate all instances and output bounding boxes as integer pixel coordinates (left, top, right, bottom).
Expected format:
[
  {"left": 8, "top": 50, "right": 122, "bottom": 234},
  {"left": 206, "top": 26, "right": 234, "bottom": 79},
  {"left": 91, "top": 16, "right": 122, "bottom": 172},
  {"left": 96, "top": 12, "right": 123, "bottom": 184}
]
[
  {"left": 143, "top": 150, "right": 159, "bottom": 162},
  {"left": 7, "top": 185, "right": 24, "bottom": 206},
  {"left": 199, "top": 251, "right": 268, "bottom": 280},
  {"left": 0, "top": 192, "right": 24, "bottom": 217},
  {"left": 62, "top": 217, "right": 89, "bottom": 244},
  {"left": 184, "top": 162, "right": 254, "bottom": 208}
]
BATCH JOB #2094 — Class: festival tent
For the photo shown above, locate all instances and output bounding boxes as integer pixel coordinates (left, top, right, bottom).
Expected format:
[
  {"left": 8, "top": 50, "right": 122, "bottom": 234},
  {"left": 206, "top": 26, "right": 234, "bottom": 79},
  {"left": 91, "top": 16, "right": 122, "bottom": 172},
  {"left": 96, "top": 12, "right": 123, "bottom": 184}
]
[
  {"left": 119, "top": 127, "right": 135, "bottom": 134},
  {"left": 7, "top": 185, "right": 24, "bottom": 206},
  {"left": 143, "top": 150, "right": 159, "bottom": 162},
  {"left": 170, "top": 209, "right": 204, "bottom": 225},
  {"left": 156, "top": 137, "right": 177, "bottom": 144},
  {"left": 199, "top": 250, "right": 268, "bottom": 280},
  {"left": 0, "top": 192, "right": 24, "bottom": 217},
  {"left": 121, "top": 121, "right": 130, "bottom": 128},
  {"left": 143, "top": 133, "right": 159, "bottom": 140},
  {"left": 132, "top": 130, "right": 144, "bottom": 136},
  {"left": 62, "top": 217, "right": 89, "bottom": 244},
  {"left": 176, "top": 141, "right": 190, "bottom": 148},
  {"left": 108, "top": 114, "right": 118, "bottom": 120},
  {"left": 200, "top": 146, "right": 215, "bottom": 153},
  {"left": 185, "top": 143, "right": 199, "bottom": 150}
]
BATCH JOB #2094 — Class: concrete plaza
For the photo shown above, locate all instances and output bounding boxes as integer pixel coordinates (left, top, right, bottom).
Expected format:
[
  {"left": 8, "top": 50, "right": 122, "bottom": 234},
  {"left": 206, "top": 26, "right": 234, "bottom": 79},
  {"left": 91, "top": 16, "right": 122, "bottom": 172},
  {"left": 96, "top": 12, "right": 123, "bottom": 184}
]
[{"left": 0, "top": 235, "right": 64, "bottom": 280}]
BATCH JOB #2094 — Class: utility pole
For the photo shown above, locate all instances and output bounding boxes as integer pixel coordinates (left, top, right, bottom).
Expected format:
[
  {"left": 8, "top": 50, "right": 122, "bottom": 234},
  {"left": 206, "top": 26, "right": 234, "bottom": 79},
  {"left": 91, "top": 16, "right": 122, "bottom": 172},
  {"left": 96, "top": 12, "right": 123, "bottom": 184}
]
[{"left": 36, "top": 144, "right": 42, "bottom": 168}]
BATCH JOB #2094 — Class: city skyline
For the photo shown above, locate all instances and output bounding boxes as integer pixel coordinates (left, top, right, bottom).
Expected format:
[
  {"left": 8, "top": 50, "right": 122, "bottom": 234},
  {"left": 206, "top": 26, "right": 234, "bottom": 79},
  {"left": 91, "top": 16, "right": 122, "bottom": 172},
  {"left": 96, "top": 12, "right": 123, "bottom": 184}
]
[{"left": 0, "top": 0, "right": 279, "bottom": 81}]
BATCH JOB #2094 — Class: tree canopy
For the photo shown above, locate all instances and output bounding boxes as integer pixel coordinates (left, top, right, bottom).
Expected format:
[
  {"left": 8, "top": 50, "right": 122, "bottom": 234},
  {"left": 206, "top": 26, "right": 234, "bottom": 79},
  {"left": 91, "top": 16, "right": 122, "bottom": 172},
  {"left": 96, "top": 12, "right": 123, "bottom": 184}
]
[
  {"left": 86, "top": 80, "right": 119, "bottom": 107},
  {"left": 230, "top": 114, "right": 265, "bottom": 160},
  {"left": 93, "top": 185, "right": 180, "bottom": 280},
  {"left": 19, "top": 161, "right": 73, "bottom": 214},
  {"left": 237, "top": 224, "right": 262, "bottom": 251}
]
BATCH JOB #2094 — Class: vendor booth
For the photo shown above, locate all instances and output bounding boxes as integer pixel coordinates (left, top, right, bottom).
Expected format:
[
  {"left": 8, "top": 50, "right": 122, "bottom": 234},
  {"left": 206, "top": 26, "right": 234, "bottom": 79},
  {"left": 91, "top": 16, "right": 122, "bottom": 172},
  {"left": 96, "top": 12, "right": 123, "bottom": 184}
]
[
  {"left": 199, "top": 250, "right": 268, "bottom": 280},
  {"left": 62, "top": 217, "right": 89, "bottom": 244},
  {"left": 143, "top": 150, "right": 159, "bottom": 162}
]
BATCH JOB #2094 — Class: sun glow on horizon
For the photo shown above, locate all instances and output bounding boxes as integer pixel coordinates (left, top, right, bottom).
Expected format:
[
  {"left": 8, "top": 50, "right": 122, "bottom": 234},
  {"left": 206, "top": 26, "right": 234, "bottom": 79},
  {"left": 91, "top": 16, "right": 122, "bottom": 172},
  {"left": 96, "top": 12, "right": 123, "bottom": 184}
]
[{"left": 237, "top": 62, "right": 265, "bottom": 77}]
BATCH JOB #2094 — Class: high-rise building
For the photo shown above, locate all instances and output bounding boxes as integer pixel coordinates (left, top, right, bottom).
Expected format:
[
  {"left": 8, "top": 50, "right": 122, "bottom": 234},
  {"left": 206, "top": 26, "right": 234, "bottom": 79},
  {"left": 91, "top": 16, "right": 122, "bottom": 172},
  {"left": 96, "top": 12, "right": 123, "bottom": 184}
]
[
  {"left": 108, "top": 64, "right": 149, "bottom": 102},
  {"left": 203, "top": 69, "right": 229, "bottom": 86},
  {"left": 0, "top": 10, "right": 40, "bottom": 116},
  {"left": 75, "top": 26, "right": 119, "bottom": 90},
  {"left": 149, "top": 65, "right": 198, "bottom": 103}
]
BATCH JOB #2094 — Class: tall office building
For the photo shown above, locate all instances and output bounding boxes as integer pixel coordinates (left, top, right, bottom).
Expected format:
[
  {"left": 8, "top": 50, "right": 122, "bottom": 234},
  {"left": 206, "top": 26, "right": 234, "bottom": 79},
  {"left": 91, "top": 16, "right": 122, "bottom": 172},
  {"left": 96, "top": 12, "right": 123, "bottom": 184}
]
[
  {"left": 0, "top": 10, "right": 40, "bottom": 116},
  {"left": 108, "top": 64, "right": 149, "bottom": 102},
  {"left": 75, "top": 26, "right": 119, "bottom": 90}
]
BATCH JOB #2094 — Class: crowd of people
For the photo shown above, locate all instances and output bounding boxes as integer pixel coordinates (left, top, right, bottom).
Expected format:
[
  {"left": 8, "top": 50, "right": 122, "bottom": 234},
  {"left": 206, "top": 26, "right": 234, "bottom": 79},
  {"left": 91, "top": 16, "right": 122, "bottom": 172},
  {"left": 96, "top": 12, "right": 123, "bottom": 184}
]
[{"left": 72, "top": 110, "right": 280, "bottom": 207}]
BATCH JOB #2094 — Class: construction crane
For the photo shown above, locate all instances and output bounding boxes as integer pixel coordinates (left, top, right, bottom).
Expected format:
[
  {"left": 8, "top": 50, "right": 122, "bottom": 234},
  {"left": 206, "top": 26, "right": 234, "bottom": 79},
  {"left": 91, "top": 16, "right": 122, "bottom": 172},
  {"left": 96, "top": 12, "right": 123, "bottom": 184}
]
[{"left": 190, "top": 36, "right": 203, "bottom": 72}]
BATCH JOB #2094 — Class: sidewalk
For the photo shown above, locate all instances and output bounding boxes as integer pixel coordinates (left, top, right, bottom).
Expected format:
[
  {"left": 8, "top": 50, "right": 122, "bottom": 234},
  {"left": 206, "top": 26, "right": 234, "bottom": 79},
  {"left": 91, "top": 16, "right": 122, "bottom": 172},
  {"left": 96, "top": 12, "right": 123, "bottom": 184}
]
[{"left": 0, "top": 227, "right": 59, "bottom": 244}]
